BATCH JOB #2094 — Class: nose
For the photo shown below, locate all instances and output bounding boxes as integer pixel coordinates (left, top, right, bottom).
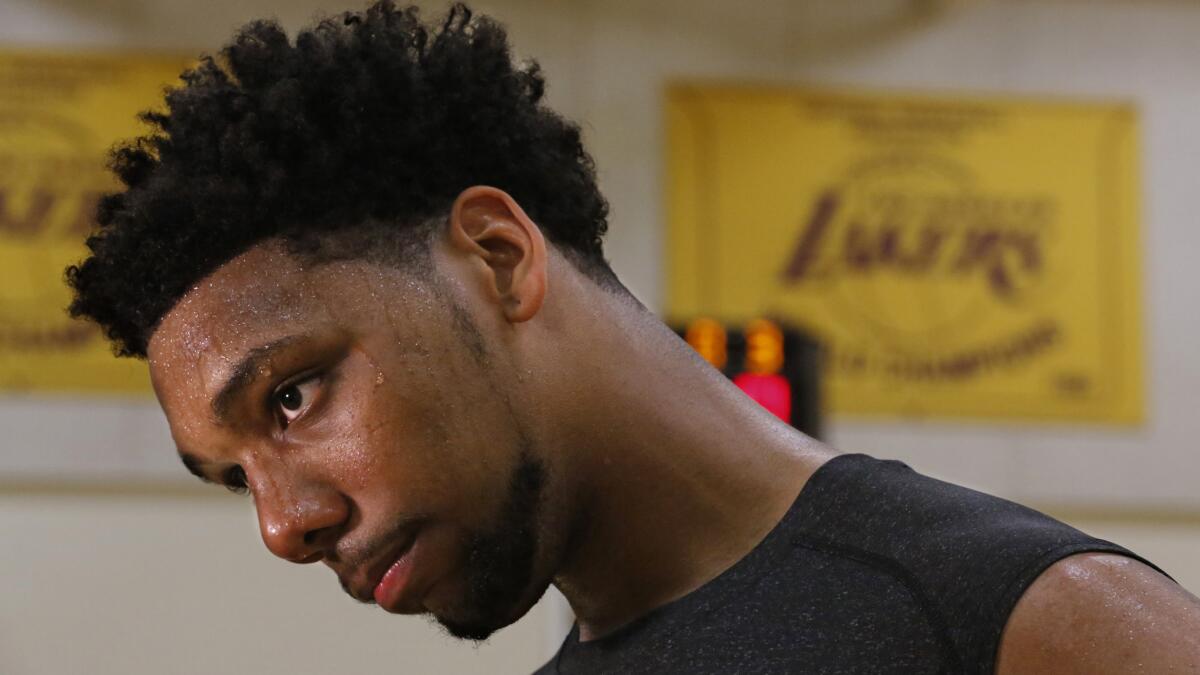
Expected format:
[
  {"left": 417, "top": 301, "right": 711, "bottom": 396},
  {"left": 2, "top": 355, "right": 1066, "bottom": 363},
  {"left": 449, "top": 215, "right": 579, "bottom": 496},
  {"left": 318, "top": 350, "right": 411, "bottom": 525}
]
[{"left": 253, "top": 472, "right": 349, "bottom": 564}]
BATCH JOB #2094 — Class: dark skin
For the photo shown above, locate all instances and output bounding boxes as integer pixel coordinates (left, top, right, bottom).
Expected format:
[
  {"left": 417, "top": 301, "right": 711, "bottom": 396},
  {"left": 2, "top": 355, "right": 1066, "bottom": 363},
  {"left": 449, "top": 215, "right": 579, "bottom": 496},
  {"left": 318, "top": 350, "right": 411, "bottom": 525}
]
[{"left": 149, "top": 186, "right": 1200, "bottom": 667}]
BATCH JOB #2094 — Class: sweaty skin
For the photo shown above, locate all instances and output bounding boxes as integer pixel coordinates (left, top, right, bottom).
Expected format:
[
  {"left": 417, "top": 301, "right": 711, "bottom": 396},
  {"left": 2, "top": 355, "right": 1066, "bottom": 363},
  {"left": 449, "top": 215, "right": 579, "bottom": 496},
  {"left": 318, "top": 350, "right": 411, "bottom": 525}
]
[
  {"left": 148, "top": 186, "right": 837, "bottom": 640},
  {"left": 997, "top": 552, "right": 1200, "bottom": 674},
  {"left": 148, "top": 186, "right": 1200, "bottom": 668}
]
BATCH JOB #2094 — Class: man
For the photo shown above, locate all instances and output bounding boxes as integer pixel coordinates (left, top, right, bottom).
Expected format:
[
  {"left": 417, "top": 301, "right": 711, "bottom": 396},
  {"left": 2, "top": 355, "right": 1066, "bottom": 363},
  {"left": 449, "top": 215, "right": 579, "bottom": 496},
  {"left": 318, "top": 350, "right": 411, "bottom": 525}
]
[{"left": 66, "top": 2, "right": 1200, "bottom": 673}]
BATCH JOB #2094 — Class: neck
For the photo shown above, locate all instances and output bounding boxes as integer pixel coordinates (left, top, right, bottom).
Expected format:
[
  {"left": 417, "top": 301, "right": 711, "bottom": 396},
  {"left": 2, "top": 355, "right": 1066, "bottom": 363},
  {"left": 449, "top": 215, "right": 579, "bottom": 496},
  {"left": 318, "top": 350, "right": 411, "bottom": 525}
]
[{"left": 544, "top": 291, "right": 837, "bottom": 640}]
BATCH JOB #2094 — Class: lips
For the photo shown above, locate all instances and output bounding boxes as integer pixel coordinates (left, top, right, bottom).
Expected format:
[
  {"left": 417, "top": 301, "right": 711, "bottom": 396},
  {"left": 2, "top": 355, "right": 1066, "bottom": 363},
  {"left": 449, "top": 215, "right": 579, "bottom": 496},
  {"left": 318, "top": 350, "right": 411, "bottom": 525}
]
[
  {"left": 372, "top": 534, "right": 421, "bottom": 612},
  {"left": 339, "top": 528, "right": 420, "bottom": 606}
]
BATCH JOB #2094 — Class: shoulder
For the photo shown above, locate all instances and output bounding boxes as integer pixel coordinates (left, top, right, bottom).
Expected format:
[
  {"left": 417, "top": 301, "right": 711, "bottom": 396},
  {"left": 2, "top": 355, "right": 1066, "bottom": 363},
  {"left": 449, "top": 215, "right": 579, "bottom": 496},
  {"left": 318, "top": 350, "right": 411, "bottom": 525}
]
[
  {"left": 795, "top": 456, "right": 1196, "bottom": 671},
  {"left": 996, "top": 552, "right": 1200, "bottom": 674},
  {"left": 797, "top": 454, "right": 1098, "bottom": 559}
]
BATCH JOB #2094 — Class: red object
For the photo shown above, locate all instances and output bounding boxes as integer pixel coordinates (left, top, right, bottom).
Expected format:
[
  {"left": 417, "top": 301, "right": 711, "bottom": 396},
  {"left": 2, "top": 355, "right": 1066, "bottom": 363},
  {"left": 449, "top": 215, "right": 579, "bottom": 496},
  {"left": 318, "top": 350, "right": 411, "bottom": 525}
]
[{"left": 733, "top": 372, "right": 792, "bottom": 422}]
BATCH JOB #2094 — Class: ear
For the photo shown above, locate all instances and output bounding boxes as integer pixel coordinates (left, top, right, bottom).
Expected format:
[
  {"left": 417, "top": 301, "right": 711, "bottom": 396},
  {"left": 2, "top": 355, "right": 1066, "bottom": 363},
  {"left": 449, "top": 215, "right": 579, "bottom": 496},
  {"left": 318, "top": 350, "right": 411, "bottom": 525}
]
[{"left": 447, "top": 186, "right": 548, "bottom": 323}]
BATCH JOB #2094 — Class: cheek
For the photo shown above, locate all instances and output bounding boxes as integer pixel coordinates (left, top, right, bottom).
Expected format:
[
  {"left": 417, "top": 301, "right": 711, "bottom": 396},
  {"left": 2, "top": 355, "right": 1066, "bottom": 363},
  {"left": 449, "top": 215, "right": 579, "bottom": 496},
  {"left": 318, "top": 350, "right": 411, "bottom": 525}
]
[
  {"left": 410, "top": 379, "right": 529, "bottom": 523},
  {"left": 308, "top": 405, "right": 382, "bottom": 494},
  {"left": 370, "top": 366, "right": 518, "bottom": 523},
  {"left": 296, "top": 351, "right": 460, "bottom": 511},
  {"left": 283, "top": 352, "right": 390, "bottom": 495}
]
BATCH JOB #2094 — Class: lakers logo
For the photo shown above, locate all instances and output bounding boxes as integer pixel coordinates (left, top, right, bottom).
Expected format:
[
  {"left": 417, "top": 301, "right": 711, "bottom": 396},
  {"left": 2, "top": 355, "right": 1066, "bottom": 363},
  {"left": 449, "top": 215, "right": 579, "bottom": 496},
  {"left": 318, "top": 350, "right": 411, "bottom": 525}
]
[
  {"left": 0, "top": 110, "right": 107, "bottom": 357},
  {"left": 779, "top": 154, "right": 1061, "bottom": 382}
]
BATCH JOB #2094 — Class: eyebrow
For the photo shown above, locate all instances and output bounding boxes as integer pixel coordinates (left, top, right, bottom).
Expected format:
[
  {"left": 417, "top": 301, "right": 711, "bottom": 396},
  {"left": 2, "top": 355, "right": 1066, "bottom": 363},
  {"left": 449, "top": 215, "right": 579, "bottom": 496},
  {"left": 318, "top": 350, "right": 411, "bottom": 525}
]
[
  {"left": 210, "top": 333, "right": 307, "bottom": 424},
  {"left": 179, "top": 451, "right": 213, "bottom": 484}
]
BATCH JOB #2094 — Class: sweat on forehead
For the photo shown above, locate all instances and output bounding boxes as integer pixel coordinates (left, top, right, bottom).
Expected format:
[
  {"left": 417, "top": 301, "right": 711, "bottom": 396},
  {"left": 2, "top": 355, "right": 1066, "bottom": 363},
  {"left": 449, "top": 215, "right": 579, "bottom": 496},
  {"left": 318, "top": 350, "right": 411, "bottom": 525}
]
[
  {"left": 151, "top": 245, "right": 309, "bottom": 347},
  {"left": 144, "top": 234, "right": 451, "bottom": 365},
  {"left": 148, "top": 241, "right": 409, "bottom": 365}
]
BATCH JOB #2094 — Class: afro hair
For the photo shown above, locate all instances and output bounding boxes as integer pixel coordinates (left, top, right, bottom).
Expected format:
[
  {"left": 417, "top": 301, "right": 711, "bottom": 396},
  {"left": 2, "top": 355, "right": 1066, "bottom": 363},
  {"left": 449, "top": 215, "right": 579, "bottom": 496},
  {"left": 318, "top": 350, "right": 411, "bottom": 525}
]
[{"left": 66, "top": 1, "right": 613, "bottom": 358}]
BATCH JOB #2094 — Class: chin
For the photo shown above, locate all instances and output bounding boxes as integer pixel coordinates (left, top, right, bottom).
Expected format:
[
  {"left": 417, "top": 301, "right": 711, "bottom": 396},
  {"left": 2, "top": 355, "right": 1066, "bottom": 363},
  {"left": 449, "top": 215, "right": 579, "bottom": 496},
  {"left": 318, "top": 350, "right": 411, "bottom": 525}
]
[
  {"left": 431, "top": 576, "right": 553, "bottom": 642},
  {"left": 436, "top": 614, "right": 503, "bottom": 642},
  {"left": 427, "top": 450, "right": 552, "bottom": 641}
]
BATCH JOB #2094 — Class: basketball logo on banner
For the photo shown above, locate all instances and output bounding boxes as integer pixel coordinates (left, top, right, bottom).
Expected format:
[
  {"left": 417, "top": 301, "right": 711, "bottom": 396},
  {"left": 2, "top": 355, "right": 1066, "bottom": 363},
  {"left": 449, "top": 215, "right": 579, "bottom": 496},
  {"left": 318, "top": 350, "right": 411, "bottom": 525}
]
[
  {"left": 0, "top": 52, "right": 191, "bottom": 393},
  {"left": 666, "top": 84, "right": 1143, "bottom": 424}
]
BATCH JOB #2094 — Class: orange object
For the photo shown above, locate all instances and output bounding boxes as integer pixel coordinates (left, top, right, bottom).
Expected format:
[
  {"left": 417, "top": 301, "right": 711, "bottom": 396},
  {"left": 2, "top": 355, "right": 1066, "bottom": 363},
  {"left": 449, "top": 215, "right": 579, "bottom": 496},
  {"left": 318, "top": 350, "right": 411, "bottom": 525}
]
[
  {"left": 744, "top": 319, "right": 784, "bottom": 375},
  {"left": 685, "top": 317, "right": 727, "bottom": 369}
]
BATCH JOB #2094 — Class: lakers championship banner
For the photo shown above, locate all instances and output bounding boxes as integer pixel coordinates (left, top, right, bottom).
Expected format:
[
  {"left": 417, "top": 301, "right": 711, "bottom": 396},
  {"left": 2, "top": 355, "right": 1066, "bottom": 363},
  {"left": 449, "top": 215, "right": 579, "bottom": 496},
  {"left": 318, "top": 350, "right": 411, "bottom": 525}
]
[
  {"left": 666, "top": 84, "right": 1143, "bottom": 424},
  {"left": 0, "top": 51, "right": 190, "bottom": 394}
]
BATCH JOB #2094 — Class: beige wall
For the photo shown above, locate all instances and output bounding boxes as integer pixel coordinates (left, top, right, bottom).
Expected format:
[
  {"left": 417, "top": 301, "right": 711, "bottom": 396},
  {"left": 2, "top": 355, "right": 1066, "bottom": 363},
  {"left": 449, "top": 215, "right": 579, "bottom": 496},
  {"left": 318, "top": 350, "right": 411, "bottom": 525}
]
[
  {"left": 0, "top": 490, "right": 568, "bottom": 674},
  {"left": 2, "top": 0, "right": 1199, "bottom": 673}
]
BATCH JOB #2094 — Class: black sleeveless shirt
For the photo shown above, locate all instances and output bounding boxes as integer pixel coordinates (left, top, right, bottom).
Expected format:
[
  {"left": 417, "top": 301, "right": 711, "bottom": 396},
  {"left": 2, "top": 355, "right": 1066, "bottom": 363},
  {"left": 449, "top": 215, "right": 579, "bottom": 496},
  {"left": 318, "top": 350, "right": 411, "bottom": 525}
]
[{"left": 536, "top": 453, "right": 1171, "bottom": 674}]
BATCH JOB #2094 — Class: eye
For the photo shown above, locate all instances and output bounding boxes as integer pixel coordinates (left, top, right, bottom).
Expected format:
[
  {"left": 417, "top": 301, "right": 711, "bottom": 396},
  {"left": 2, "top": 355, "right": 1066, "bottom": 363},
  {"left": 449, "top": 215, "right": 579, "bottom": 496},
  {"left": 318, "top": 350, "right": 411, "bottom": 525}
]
[
  {"left": 273, "top": 374, "right": 321, "bottom": 426},
  {"left": 223, "top": 465, "right": 249, "bottom": 495}
]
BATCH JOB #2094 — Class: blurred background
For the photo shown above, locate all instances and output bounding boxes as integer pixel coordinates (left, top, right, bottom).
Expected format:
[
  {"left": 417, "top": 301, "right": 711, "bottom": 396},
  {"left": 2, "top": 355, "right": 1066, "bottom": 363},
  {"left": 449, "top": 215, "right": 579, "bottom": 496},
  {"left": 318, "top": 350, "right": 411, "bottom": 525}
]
[{"left": 1, "top": 0, "right": 1198, "bottom": 673}]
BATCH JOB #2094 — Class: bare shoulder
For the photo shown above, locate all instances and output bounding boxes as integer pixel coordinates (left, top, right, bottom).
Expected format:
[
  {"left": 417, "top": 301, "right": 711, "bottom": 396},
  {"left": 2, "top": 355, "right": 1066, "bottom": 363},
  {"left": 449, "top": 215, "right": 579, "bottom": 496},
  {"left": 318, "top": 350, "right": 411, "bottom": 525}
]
[{"left": 995, "top": 552, "right": 1200, "bottom": 674}]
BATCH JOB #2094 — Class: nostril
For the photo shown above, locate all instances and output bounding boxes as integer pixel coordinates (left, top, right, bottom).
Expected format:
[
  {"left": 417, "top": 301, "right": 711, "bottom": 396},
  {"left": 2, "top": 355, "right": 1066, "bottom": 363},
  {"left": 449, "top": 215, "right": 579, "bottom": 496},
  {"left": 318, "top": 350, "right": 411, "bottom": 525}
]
[{"left": 304, "top": 525, "right": 334, "bottom": 548}]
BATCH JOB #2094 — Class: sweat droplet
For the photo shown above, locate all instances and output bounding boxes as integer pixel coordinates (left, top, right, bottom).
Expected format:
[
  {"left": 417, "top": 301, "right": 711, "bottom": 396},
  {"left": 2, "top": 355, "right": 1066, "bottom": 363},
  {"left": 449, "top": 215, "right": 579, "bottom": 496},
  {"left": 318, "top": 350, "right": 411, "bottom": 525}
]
[{"left": 375, "top": 372, "right": 385, "bottom": 386}]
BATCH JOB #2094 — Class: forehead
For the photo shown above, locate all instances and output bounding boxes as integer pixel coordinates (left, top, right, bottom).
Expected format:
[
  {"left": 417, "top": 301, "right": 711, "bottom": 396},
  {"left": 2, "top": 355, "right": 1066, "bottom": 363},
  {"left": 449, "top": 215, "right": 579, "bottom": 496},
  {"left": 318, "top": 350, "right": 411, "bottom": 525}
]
[
  {"left": 145, "top": 241, "right": 416, "bottom": 405},
  {"left": 150, "top": 243, "right": 319, "bottom": 365}
]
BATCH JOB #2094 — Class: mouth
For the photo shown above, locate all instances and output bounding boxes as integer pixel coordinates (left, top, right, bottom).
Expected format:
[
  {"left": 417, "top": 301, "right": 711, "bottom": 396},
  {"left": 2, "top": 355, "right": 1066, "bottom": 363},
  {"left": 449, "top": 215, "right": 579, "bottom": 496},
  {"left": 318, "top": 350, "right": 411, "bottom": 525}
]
[
  {"left": 367, "top": 531, "right": 423, "bottom": 613},
  {"left": 342, "top": 528, "right": 421, "bottom": 608}
]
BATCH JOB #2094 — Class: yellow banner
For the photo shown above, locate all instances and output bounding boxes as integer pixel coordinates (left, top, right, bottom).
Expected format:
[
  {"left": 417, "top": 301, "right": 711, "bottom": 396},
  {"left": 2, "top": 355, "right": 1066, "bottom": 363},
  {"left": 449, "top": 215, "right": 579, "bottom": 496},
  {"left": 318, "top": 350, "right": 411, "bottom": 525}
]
[
  {"left": 666, "top": 84, "right": 1143, "bottom": 424},
  {"left": 0, "top": 50, "right": 191, "bottom": 394}
]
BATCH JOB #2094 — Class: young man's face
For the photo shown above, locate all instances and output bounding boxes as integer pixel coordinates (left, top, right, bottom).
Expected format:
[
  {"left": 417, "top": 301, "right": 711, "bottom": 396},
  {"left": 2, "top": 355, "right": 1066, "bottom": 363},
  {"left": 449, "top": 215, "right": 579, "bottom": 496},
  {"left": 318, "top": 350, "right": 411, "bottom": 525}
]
[{"left": 147, "top": 239, "right": 554, "bottom": 639}]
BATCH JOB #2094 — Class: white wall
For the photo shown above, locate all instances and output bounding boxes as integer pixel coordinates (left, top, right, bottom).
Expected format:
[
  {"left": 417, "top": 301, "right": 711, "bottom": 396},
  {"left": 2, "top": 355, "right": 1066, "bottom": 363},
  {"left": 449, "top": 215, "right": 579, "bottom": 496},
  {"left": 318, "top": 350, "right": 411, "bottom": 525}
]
[
  {"left": 0, "top": 491, "right": 571, "bottom": 675},
  {"left": 1, "top": 1, "right": 1199, "bottom": 673}
]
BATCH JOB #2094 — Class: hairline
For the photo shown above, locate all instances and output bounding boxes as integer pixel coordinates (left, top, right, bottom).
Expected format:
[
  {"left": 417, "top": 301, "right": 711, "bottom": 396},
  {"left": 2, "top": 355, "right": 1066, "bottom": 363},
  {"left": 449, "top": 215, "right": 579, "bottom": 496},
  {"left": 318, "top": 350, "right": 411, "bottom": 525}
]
[{"left": 138, "top": 216, "right": 629, "bottom": 358}]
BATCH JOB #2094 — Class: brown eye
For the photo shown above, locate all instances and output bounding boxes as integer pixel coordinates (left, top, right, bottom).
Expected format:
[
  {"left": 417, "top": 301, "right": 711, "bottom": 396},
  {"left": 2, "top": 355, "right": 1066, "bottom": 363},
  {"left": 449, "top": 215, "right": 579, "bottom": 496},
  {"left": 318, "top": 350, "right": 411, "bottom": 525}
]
[
  {"left": 278, "top": 385, "right": 303, "bottom": 411},
  {"left": 274, "top": 375, "right": 320, "bottom": 425}
]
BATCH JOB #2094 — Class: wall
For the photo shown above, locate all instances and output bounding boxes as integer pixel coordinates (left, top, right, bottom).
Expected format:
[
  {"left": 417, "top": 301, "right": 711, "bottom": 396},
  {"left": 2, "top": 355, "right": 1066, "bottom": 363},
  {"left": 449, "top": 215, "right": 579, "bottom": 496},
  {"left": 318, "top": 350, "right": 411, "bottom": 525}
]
[
  {"left": 0, "top": 1, "right": 1197, "bottom": 673},
  {"left": 558, "top": 0, "right": 1200, "bottom": 592},
  {"left": 0, "top": 490, "right": 570, "bottom": 674}
]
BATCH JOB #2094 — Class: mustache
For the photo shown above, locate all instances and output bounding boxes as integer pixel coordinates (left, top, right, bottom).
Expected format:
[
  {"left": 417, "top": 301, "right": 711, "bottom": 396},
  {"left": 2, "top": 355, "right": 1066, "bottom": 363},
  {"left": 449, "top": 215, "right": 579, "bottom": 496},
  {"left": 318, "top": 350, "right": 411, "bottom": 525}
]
[{"left": 332, "top": 515, "right": 427, "bottom": 604}]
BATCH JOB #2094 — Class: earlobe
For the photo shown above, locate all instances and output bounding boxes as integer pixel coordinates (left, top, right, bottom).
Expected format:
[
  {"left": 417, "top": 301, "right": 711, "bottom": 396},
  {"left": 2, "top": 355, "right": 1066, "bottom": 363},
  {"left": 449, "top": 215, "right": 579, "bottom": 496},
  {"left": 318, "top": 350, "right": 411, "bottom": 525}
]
[{"left": 448, "top": 186, "right": 547, "bottom": 323}]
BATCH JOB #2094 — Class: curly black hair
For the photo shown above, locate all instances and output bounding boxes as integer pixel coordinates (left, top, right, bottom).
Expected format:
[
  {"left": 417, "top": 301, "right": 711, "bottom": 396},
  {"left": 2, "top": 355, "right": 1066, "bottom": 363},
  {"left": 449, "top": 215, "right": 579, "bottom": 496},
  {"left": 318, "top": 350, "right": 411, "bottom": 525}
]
[{"left": 66, "top": 1, "right": 615, "bottom": 358}]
